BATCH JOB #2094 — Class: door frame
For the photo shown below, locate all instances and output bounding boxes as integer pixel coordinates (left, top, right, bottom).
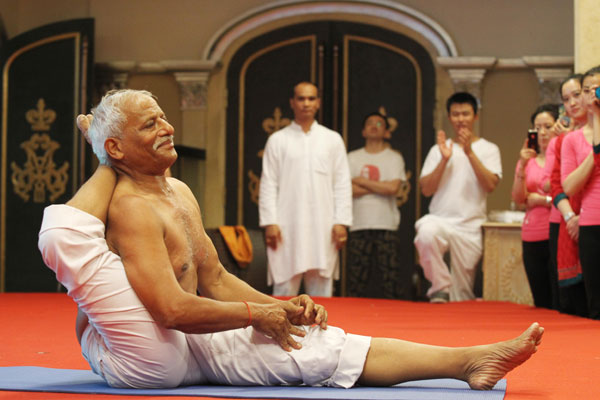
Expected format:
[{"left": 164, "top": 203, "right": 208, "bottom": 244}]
[{"left": 201, "top": 0, "right": 456, "bottom": 228}]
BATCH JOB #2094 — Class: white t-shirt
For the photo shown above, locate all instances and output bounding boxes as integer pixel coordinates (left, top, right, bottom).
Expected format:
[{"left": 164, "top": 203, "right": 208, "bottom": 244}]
[
  {"left": 348, "top": 147, "right": 406, "bottom": 232},
  {"left": 420, "top": 138, "right": 502, "bottom": 231}
]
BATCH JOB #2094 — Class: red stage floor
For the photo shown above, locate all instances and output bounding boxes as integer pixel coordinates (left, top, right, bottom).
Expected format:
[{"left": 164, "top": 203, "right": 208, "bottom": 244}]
[{"left": 1, "top": 293, "right": 598, "bottom": 399}]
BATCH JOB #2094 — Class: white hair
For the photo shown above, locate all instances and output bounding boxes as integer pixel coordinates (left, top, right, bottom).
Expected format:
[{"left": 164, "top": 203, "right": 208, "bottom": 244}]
[{"left": 88, "top": 89, "right": 155, "bottom": 165}]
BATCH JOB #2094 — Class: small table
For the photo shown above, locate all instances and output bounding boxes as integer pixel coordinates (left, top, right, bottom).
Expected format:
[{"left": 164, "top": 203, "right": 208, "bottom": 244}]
[{"left": 481, "top": 222, "right": 533, "bottom": 306}]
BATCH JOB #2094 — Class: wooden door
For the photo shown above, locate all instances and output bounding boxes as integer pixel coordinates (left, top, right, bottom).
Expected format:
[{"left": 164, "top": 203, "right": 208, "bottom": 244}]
[
  {"left": 0, "top": 19, "right": 94, "bottom": 291},
  {"left": 226, "top": 21, "right": 435, "bottom": 298}
]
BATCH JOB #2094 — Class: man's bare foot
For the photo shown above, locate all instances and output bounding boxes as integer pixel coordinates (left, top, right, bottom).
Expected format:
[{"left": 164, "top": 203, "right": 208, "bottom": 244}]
[{"left": 464, "top": 322, "right": 544, "bottom": 390}]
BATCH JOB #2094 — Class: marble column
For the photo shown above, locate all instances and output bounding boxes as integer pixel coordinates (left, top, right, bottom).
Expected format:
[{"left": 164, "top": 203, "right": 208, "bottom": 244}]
[
  {"left": 523, "top": 56, "right": 573, "bottom": 104},
  {"left": 574, "top": 0, "right": 600, "bottom": 72},
  {"left": 437, "top": 57, "right": 497, "bottom": 107},
  {"left": 94, "top": 61, "right": 135, "bottom": 100}
]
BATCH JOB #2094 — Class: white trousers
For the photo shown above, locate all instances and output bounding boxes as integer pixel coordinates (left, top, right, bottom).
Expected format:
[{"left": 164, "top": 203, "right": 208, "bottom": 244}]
[
  {"left": 414, "top": 214, "right": 482, "bottom": 301},
  {"left": 38, "top": 205, "right": 370, "bottom": 389},
  {"left": 272, "top": 270, "right": 333, "bottom": 297}
]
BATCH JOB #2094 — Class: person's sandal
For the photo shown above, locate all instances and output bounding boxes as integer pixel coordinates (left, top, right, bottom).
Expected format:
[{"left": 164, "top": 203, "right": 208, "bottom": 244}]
[{"left": 430, "top": 290, "right": 449, "bottom": 303}]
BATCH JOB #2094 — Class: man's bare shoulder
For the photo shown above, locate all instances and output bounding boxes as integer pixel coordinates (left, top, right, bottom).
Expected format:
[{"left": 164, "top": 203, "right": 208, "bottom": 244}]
[{"left": 108, "top": 191, "right": 161, "bottom": 233}]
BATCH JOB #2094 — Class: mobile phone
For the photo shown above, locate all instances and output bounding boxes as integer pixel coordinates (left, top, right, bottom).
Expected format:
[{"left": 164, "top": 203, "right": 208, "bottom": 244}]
[
  {"left": 527, "top": 129, "right": 539, "bottom": 153},
  {"left": 558, "top": 105, "right": 571, "bottom": 127}
]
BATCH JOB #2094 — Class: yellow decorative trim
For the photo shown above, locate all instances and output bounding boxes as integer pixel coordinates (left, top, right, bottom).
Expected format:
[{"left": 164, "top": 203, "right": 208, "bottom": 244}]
[{"left": 1, "top": 32, "right": 81, "bottom": 292}]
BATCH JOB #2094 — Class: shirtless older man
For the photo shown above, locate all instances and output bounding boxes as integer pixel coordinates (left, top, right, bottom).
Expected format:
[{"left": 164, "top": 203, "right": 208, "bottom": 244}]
[{"left": 39, "top": 89, "right": 543, "bottom": 390}]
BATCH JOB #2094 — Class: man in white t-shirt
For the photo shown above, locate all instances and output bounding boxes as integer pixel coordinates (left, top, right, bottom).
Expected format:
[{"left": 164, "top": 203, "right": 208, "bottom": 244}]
[
  {"left": 415, "top": 93, "right": 502, "bottom": 303},
  {"left": 347, "top": 112, "right": 406, "bottom": 298}
]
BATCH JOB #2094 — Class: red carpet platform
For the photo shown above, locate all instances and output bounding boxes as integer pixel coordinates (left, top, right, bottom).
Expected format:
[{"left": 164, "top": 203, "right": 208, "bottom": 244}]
[{"left": 1, "top": 293, "right": 598, "bottom": 399}]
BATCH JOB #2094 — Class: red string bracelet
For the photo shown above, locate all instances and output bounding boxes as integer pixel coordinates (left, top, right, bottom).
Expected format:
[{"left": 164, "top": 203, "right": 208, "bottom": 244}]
[{"left": 242, "top": 301, "right": 252, "bottom": 328}]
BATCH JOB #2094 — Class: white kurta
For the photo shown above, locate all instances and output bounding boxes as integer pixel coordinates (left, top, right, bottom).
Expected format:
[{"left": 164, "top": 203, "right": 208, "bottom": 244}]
[{"left": 259, "top": 121, "right": 352, "bottom": 285}]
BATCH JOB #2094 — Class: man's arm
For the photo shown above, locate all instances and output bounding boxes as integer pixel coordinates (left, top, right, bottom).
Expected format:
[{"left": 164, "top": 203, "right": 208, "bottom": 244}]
[
  {"left": 259, "top": 137, "right": 282, "bottom": 249},
  {"left": 352, "top": 176, "right": 401, "bottom": 196},
  {"left": 420, "top": 131, "right": 451, "bottom": 197},
  {"left": 459, "top": 129, "right": 500, "bottom": 193},
  {"left": 109, "top": 195, "right": 307, "bottom": 351}
]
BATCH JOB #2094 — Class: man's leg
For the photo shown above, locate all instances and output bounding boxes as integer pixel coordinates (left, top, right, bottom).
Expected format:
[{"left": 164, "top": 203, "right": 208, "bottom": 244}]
[
  {"left": 448, "top": 229, "right": 482, "bottom": 301},
  {"left": 304, "top": 269, "right": 333, "bottom": 297},
  {"left": 273, "top": 274, "right": 303, "bottom": 296},
  {"left": 414, "top": 215, "right": 451, "bottom": 300},
  {"left": 358, "top": 322, "right": 544, "bottom": 390}
]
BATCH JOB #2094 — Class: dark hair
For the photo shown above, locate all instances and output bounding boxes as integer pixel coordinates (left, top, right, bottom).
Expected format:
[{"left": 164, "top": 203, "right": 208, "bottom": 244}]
[
  {"left": 446, "top": 92, "right": 478, "bottom": 115},
  {"left": 582, "top": 65, "right": 600, "bottom": 85},
  {"left": 530, "top": 103, "right": 559, "bottom": 125},
  {"left": 291, "top": 81, "right": 319, "bottom": 98},
  {"left": 559, "top": 73, "right": 583, "bottom": 96},
  {"left": 362, "top": 112, "right": 390, "bottom": 130}
]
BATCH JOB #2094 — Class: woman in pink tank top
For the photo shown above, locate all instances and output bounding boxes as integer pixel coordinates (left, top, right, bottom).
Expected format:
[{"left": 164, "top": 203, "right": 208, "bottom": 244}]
[
  {"left": 511, "top": 104, "right": 558, "bottom": 308},
  {"left": 546, "top": 74, "right": 588, "bottom": 317},
  {"left": 562, "top": 66, "right": 600, "bottom": 320}
]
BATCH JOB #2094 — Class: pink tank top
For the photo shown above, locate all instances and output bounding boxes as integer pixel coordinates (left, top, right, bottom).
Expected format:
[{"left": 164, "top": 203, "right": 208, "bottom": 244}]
[
  {"left": 543, "top": 136, "right": 561, "bottom": 223},
  {"left": 516, "top": 159, "right": 550, "bottom": 241},
  {"left": 561, "top": 129, "right": 600, "bottom": 226}
]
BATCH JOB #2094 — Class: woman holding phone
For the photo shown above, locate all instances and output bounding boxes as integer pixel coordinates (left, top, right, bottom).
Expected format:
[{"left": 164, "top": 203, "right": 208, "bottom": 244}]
[
  {"left": 512, "top": 104, "right": 558, "bottom": 308},
  {"left": 545, "top": 74, "right": 588, "bottom": 316},
  {"left": 562, "top": 66, "right": 600, "bottom": 320}
]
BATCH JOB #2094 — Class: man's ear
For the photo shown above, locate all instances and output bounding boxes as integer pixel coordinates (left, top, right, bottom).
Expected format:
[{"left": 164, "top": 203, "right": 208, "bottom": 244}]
[{"left": 105, "top": 138, "right": 124, "bottom": 160}]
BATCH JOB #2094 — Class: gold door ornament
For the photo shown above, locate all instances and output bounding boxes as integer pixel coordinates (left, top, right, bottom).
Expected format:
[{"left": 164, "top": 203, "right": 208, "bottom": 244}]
[
  {"left": 248, "top": 107, "right": 291, "bottom": 204},
  {"left": 10, "top": 99, "right": 69, "bottom": 203}
]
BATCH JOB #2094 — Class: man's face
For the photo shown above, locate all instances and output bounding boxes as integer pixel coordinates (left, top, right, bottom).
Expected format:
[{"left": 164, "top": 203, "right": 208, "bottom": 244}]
[
  {"left": 119, "top": 95, "right": 176, "bottom": 172},
  {"left": 448, "top": 102, "right": 477, "bottom": 134},
  {"left": 362, "top": 115, "right": 389, "bottom": 140},
  {"left": 290, "top": 83, "right": 320, "bottom": 122}
]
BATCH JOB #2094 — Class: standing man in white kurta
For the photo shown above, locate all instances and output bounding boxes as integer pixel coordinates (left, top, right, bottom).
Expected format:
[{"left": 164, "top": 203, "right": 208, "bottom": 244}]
[
  {"left": 414, "top": 92, "right": 502, "bottom": 303},
  {"left": 259, "top": 82, "right": 352, "bottom": 296}
]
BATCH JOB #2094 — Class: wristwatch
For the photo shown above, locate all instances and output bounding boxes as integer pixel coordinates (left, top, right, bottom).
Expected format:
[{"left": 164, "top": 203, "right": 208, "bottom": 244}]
[
  {"left": 564, "top": 212, "right": 576, "bottom": 222},
  {"left": 545, "top": 195, "right": 552, "bottom": 205}
]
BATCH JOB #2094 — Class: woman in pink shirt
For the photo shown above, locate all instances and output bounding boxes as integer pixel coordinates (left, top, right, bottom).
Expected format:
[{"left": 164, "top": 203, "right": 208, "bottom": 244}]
[
  {"left": 512, "top": 104, "right": 558, "bottom": 308},
  {"left": 562, "top": 66, "right": 600, "bottom": 320},
  {"left": 546, "top": 74, "right": 588, "bottom": 316}
]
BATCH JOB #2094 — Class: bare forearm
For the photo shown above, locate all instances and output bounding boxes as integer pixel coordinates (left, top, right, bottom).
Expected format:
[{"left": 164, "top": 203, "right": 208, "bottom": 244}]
[
  {"left": 556, "top": 198, "right": 574, "bottom": 216},
  {"left": 467, "top": 152, "right": 499, "bottom": 193},
  {"left": 206, "top": 268, "right": 280, "bottom": 305},
  {"left": 563, "top": 152, "right": 594, "bottom": 196},
  {"left": 356, "top": 179, "right": 401, "bottom": 196},
  {"left": 420, "top": 159, "right": 448, "bottom": 197},
  {"left": 352, "top": 183, "right": 370, "bottom": 197},
  {"left": 511, "top": 171, "right": 527, "bottom": 205},
  {"left": 527, "top": 193, "right": 551, "bottom": 209}
]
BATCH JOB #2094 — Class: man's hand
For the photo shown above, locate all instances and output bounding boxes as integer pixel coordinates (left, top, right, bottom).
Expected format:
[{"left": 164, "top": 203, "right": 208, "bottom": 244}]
[
  {"left": 331, "top": 224, "right": 347, "bottom": 250},
  {"left": 251, "top": 303, "right": 306, "bottom": 351},
  {"left": 437, "top": 130, "right": 452, "bottom": 160},
  {"left": 457, "top": 127, "right": 473, "bottom": 155},
  {"left": 566, "top": 215, "right": 580, "bottom": 241},
  {"left": 264, "top": 225, "right": 282, "bottom": 250},
  {"left": 285, "top": 294, "right": 328, "bottom": 330}
]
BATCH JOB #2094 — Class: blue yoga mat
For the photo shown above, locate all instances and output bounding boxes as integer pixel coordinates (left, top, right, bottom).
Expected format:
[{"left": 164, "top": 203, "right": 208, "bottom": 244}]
[{"left": 0, "top": 367, "right": 506, "bottom": 399}]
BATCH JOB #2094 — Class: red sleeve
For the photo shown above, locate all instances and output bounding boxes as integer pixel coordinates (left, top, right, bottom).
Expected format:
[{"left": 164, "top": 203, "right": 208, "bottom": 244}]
[{"left": 551, "top": 134, "right": 564, "bottom": 199}]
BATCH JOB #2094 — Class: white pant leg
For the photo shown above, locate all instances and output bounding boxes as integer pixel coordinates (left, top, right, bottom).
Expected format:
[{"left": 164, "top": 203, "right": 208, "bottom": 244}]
[
  {"left": 186, "top": 325, "right": 371, "bottom": 388},
  {"left": 304, "top": 269, "right": 333, "bottom": 297},
  {"left": 448, "top": 229, "right": 482, "bottom": 301},
  {"left": 272, "top": 273, "right": 302, "bottom": 296},
  {"left": 38, "top": 205, "right": 203, "bottom": 388},
  {"left": 414, "top": 215, "right": 451, "bottom": 297}
]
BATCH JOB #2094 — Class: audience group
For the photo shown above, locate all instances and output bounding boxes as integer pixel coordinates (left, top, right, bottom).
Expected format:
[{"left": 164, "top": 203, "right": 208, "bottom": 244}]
[{"left": 258, "top": 75, "right": 600, "bottom": 320}]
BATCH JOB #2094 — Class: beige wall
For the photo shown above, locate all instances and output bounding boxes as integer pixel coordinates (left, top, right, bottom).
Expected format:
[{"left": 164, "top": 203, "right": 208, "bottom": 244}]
[{"left": 0, "top": 0, "right": 575, "bottom": 225}]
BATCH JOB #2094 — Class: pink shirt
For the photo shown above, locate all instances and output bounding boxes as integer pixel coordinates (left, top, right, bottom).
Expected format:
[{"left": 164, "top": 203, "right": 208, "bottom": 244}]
[
  {"left": 516, "top": 159, "right": 550, "bottom": 241},
  {"left": 543, "top": 136, "right": 562, "bottom": 223},
  {"left": 561, "top": 129, "right": 600, "bottom": 226}
]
